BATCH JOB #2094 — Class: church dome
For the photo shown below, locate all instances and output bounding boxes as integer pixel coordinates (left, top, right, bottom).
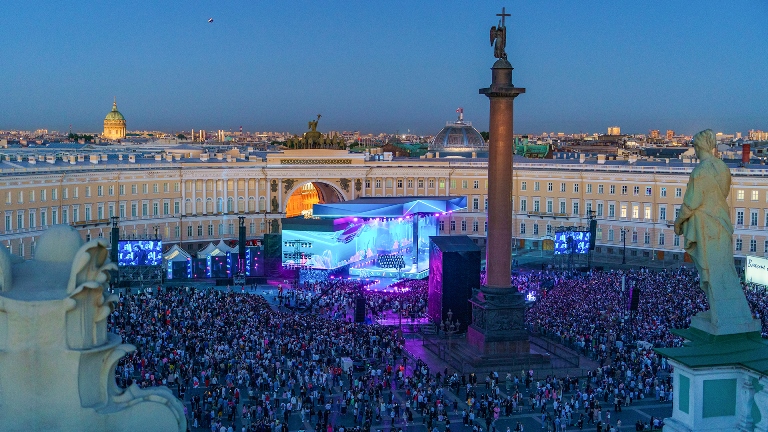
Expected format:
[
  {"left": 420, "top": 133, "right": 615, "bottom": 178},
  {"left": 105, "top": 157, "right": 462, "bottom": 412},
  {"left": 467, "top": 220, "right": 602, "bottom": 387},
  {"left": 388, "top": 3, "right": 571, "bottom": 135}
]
[
  {"left": 105, "top": 101, "right": 125, "bottom": 121},
  {"left": 429, "top": 109, "right": 487, "bottom": 152}
]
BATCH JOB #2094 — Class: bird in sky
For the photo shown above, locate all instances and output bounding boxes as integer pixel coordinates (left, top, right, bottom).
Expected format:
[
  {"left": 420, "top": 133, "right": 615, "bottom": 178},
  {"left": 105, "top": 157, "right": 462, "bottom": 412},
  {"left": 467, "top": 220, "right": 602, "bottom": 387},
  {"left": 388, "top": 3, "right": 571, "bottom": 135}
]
[{"left": 208, "top": 18, "right": 214, "bottom": 23}]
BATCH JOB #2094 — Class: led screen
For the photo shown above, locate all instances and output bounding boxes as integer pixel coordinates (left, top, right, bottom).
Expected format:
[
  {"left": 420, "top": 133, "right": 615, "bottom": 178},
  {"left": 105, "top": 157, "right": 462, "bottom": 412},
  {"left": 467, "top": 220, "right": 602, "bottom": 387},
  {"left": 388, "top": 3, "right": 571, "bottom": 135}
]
[
  {"left": 117, "top": 240, "right": 163, "bottom": 266},
  {"left": 553, "top": 231, "right": 591, "bottom": 255}
]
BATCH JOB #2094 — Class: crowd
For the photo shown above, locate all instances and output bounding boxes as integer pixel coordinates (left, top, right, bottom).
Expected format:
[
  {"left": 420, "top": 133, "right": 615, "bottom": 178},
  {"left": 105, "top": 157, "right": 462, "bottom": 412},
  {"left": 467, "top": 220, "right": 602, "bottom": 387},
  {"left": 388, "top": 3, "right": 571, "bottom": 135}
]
[{"left": 105, "top": 266, "right": 768, "bottom": 431}]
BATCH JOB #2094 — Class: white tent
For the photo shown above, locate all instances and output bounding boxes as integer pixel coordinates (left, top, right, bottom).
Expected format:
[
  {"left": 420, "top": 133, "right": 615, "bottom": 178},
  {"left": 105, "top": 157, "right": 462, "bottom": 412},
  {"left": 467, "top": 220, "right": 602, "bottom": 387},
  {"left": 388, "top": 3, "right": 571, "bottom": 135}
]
[
  {"left": 196, "top": 242, "right": 218, "bottom": 258},
  {"left": 163, "top": 244, "right": 191, "bottom": 262},
  {"left": 214, "top": 240, "right": 238, "bottom": 254}
]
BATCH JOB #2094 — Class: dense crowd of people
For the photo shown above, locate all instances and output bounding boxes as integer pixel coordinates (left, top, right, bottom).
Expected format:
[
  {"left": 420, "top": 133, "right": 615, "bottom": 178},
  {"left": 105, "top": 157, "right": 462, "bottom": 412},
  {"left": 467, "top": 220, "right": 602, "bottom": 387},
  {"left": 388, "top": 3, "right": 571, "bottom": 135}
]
[{"left": 106, "top": 266, "right": 768, "bottom": 431}]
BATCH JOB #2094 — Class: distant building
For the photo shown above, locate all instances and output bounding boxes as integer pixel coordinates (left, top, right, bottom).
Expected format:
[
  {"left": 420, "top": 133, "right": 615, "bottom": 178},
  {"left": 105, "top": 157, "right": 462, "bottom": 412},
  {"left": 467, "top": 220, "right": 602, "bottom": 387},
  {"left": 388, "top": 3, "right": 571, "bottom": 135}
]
[
  {"left": 666, "top": 130, "right": 674, "bottom": 140},
  {"left": 749, "top": 130, "right": 768, "bottom": 141},
  {"left": 607, "top": 126, "right": 621, "bottom": 136},
  {"left": 102, "top": 99, "right": 126, "bottom": 140},
  {"left": 649, "top": 130, "right": 660, "bottom": 139}
]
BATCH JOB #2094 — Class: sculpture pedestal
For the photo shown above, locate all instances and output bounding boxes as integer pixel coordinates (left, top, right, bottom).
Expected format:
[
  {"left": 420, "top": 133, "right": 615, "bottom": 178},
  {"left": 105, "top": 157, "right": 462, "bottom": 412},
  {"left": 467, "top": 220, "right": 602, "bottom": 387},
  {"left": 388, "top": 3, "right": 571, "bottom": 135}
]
[
  {"left": 655, "top": 328, "right": 768, "bottom": 432},
  {"left": 467, "top": 287, "right": 539, "bottom": 358}
]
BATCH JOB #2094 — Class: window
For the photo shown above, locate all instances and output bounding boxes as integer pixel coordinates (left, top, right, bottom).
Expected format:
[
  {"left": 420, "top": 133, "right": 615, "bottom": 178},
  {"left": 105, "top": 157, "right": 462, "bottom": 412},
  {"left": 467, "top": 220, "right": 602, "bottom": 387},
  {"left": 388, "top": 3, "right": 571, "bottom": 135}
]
[
  {"left": 131, "top": 204, "right": 137, "bottom": 217},
  {"left": 461, "top": 220, "right": 466, "bottom": 231},
  {"left": 5, "top": 214, "right": 11, "bottom": 231},
  {"left": 765, "top": 240, "right": 768, "bottom": 253},
  {"left": 386, "top": 179, "right": 393, "bottom": 188},
  {"left": 174, "top": 182, "right": 180, "bottom": 192},
  {"left": 520, "top": 223, "right": 526, "bottom": 234},
  {"left": 163, "top": 183, "right": 169, "bottom": 193},
  {"left": 633, "top": 186, "right": 639, "bottom": 196},
  {"left": 546, "top": 224, "right": 552, "bottom": 235},
  {"left": 84, "top": 207, "right": 91, "bottom": 221},
  {"left": 40, "top": 211, "right": 47, "bottom": 227},
  {"left": 208, "top": 224, "right": 213, "bottom": 236},
  {"left": 520, "top": 181, "right": 527, "bottom": 191},
  {"left": 108, "top": 185, "right": 114, "bottom": 196},
  {"left": 473, "top": 197, "right": 479, "bottom": 210},
  {"left": 620, "top": 204, "right": 627, "bottom": 218},
  {"left": 40, "top": 189, "right": 46, "bottom": 202},
  {"left": 632, "top": 231, "right": 638, "bottom": 243},
  {"left": 533, "top": 199, "right": 540, "bottom": 212},
  {"left": 737, "top": 190, "right": 745, "bottom": 201},
  {"left": 547, "top": 182, "right": 553, "bottom": 192},
  {"left": 736, "top": 210, "right": 744, "bottom": 226},
  {"left": 142, "top": 184, "right": 148, "bottom": 194},
  {"left": 461, "top": 180, "right": 467, "bottom": 189},
  {"left": 484, "top": 221, "right": 487, "bottom": 232},
  {"left": 608, "top": 204, "right": 615, "bottom": 218},
  {"left": 598, "top": 184, "right": 604, "bottom": 194},
  {"left": 484, "top": 198, "right": 488, "bottom": 210},
  {"left": 439, "top": 179, "right": 446, "bottom": 189},
  {"left": 450, "top": 220, "right": 456, "bottom": 231},
  {"left": 751, "top": 211, "right": 758, "bottom": 226},
  {"left": 365, "top": 179, "right": 371, "bottom": 189},
  {"left": 750, "top": 239, "right": 757, "bottom": 253},
  {"left": 163, "top": 202, "right": 170, "bottom": 215},
  {"left": 658, "top": 233, "right": 665, "bottom": 246},
  {"left": 735, "top": 238, "right": 742, "bottom": 251},
  {"left": 660, "top": 187, "right": 667, "bottom": 197},
  {"left": 119, "top": 204, "right": 125, "bottom": 218},
  {"left": 407, "top": 179, "right": 413, "bottom": 188},
  {"left": 152, "top": 183, "right": 159, "bottom": 193},
  {"left": 573, "top": 184, "right": 579, "bottom": 193},
  {"left": 645, "top": 187, "right": 652, "bottom": 196},
  {"left": 586, "top": 202, "right": 592, "bottom": 214},
  {"left": 547, "top": 200, "right": 553, "bottom": 213},
  {"left": 473, "top": 181, "right": 479, "bottom": 189},
  {"left": 439, "top": 220, "right": 445, "bottom": 232},
  {"left": 152, "top": 203, "right": 158, "bottom": 215},
  {"left": 97, "top": 205, "right": 103, "bottom": 220},
  {"left": 608, "top": 229, "right": 614, "bottom": 241},
  {"left": 142, "top": 203, "right": 148, "bottom": 217},
  {"left": 533, "top": 181, "right": 540, "bottom": 191},
  {"left": 429, "top": 179, "right": 435, "bottom": 188},
  {"left": 73, "top": 187, "right": 79, "bottom": 199},
  {"left": 675, "top": 188, "right": 682, "bottom": 198},
  {"left": 751, "top": 190, "right": 759, "bottom": 201},
  {"left": 520, "top": 199, "right": 527, "bottom": 212},
  {"left": 417, "top": 179, "right": 424, "bottom": 188},
  {"left": 572, "top": 201, "right": 579, "bottom": 216},
  {"left": 644, "top": 206, "right": 651, "bottom": 220},
  {"left": 632, "top": 205, "right": 639, "bottom": 219},
  {"left": 559, "top": 201, "right": 566, "bottom": 214},
  {"left": 621, "top": 186, "right": 627, "bottom": 195},
  {"left": 597, "top": 203, "right": 603, "bottom": 217},
  {"left": 644, "top": 231, "right": 650, "bottom": 244},
  {"left": 62, "top": 188, "right": 68, "bottom": 200},
  {"left": 29, "top": 190, "right": 35, "bottom": 202},
  {"left": 52, "top": 188, "right": 58, "bottom": 200},
  {"left": 397, "top": 179, "right": 403, "bottom": 188},
  {"left": 560, "top": 183, "right": 566, "bottom": 192},
  {"left": 187, "top": 225, "right": 193, "bottom": 237},
  {"left": 675, "top": 206, "right": 681, "bottom": 219},
  {"left": 533, "top": 224, "right": 539, "bottom": 235},
  {"left": 586, "top": 184, "right": 592, "bottom": 194},
  {"left": 62, "top": 209, "right": 68, "bottom": 224},
  {"left": 660, "top": 207, "right": 667, "bottom": 221},
  {"left": 609, "top": 185, "right": 615, "bottom": 195},
  {"left": 375, "top": 179, "right": 381, "bottom": 188},
  {"left": 85, "top": 187, "right": 91, "bottom": 198}
]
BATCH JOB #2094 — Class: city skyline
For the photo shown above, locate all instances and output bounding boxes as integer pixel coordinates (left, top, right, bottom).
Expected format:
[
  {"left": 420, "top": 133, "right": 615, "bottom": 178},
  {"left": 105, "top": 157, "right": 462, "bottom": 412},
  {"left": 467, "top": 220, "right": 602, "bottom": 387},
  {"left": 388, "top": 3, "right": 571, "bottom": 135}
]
[{"left": 1, "top": 1, "right": 766, "bottom": 135}]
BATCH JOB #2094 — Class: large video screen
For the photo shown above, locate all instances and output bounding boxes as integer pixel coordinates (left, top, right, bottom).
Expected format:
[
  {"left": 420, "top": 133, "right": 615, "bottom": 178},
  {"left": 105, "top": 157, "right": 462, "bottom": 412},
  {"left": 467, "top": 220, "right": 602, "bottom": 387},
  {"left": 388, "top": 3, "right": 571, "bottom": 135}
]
[
  {"left": 554, "top": 231, "right": 591, "bottom": 255},
  {"left": 117, "top": 240, "right": 163, "bottom": 266}
]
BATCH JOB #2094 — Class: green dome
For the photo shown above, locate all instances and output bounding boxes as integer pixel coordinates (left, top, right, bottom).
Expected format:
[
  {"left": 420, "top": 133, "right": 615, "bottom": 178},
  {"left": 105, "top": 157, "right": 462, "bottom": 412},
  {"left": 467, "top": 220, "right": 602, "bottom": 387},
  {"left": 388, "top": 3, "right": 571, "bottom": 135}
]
[{"left": 105, "top": 100, "right": 125, "bottom": 121}]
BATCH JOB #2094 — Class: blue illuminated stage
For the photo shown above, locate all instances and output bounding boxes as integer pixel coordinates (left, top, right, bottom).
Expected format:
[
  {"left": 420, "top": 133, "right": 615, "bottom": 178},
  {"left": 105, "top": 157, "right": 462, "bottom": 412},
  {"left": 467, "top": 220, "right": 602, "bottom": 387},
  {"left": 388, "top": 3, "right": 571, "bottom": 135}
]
[{"left": 281, "top": 197, "right": 467, "bottom": 284}]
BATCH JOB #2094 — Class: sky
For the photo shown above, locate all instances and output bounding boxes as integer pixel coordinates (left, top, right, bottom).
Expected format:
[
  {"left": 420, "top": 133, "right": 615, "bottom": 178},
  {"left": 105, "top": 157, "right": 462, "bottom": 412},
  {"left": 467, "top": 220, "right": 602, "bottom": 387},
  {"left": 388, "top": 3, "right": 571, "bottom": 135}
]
[{"left": 1, "top": 1, "right": 766, "bottom": 136}]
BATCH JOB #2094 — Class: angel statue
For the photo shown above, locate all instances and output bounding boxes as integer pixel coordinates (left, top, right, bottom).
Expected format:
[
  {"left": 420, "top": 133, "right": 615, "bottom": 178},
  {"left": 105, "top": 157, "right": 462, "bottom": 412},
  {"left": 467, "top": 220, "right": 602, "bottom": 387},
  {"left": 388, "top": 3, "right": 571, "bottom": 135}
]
[
  {"left": 0, "top": 225, "right": 186, "bottom": 431},
  {"left": 490, "top": 23, "right": 506, "bottom": 60}
]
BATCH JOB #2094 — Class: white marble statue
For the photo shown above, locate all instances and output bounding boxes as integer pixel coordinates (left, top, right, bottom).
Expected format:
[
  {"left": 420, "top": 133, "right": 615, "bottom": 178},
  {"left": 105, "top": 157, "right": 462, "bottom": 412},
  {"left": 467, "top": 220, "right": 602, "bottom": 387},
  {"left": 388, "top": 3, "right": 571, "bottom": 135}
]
[
  {"left": 673, "top": 129, "right": 762, "bottom": 336},
  {"left": 0, "top": 225, "right": 186, "bottom": 431}
]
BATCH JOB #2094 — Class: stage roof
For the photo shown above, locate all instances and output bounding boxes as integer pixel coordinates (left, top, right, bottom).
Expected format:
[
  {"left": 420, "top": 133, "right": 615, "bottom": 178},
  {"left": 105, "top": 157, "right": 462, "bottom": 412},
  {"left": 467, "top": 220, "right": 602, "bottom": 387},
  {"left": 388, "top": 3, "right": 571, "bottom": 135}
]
[{"left": 311, "top": 196, "right": 467, "bottom": 218}]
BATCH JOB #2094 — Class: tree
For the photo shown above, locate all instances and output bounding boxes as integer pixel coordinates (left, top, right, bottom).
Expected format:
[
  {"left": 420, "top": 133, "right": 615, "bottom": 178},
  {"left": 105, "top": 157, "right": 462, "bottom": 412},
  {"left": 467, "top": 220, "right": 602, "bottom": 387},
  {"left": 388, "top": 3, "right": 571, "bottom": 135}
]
[
  {"left": 176, "top": 134, "right": 186, "bottom": 140},
  {"left": 480, "top": 131, "right": 490, "bottom": 142}
]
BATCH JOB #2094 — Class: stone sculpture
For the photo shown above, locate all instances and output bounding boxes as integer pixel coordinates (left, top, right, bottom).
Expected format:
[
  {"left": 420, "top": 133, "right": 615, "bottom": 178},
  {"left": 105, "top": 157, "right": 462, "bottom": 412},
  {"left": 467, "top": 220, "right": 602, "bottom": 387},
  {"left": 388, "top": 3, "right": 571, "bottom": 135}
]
[
  {"left": 673, "top": 129, "right": 761, "bottom": 335},
  {"left": 0, "top": 225, "right": 186, "bottom": 431}
]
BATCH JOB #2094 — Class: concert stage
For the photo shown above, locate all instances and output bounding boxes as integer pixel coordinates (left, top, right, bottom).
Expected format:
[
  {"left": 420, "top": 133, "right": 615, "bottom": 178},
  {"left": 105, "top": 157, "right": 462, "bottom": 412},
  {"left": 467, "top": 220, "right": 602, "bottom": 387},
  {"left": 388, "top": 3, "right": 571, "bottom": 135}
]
[{"left": 281, "top": 197, "right": 467, "bottom": 288}]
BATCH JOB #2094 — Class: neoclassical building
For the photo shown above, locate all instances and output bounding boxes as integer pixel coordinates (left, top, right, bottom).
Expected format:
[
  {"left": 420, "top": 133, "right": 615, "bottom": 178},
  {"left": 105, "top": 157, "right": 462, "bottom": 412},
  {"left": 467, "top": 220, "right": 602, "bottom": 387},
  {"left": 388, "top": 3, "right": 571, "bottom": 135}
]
[
  {"left": 2, "top": 144, "right": 768, "bottom": 268},
  {"left": 103, "top": 99, "right": 126, "bottom": 140}
]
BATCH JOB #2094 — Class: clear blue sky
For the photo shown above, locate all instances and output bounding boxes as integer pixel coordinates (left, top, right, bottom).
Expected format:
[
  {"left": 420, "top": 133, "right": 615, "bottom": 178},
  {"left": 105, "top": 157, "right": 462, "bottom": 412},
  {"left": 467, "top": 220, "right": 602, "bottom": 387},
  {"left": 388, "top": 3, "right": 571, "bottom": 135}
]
[{"left": 1, "top": 1, "right": 766, "bottom": 136}]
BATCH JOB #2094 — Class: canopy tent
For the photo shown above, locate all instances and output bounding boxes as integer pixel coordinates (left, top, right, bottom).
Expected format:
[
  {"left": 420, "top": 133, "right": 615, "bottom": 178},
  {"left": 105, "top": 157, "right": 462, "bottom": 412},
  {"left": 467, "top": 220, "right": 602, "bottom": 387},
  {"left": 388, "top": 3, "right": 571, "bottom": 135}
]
[
  {"left": 196, "top": 240, "right": 238, "bottom": 259},
  {"left": 214, "top": 240, "right": 238, "bottom": 254},
  {"left": 163, "top": 244, "right": 191, "bottom": 262}
]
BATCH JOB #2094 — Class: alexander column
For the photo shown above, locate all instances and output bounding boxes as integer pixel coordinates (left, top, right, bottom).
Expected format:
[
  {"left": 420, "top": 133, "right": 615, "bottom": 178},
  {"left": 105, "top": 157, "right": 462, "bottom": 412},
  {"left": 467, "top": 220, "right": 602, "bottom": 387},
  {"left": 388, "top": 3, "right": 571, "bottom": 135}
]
[{"left": 468, "top": 8, "right": 530, "bottom": 355}]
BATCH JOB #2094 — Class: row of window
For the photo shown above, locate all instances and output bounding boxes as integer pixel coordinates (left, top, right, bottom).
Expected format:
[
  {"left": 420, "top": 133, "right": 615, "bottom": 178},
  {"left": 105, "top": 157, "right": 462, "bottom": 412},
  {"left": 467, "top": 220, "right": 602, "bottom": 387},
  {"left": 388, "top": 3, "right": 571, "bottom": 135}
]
[{"left": 4, "top": 182, "right": 182, "bottom": 205}]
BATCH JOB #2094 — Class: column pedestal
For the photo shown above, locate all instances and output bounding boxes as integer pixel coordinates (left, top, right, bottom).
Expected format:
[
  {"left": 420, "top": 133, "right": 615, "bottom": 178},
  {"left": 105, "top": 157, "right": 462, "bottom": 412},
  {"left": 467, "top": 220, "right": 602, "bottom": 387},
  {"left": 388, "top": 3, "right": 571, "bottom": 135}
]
[{"left": 467, "top": 287, "right": 530, "bottom": 356}]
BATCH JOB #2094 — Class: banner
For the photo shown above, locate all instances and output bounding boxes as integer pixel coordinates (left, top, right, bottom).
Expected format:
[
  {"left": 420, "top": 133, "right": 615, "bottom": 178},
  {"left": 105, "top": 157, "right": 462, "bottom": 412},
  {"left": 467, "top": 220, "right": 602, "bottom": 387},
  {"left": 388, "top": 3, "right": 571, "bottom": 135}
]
[{"left": 745, "top": 255, "right": 768, "bottom": 287}]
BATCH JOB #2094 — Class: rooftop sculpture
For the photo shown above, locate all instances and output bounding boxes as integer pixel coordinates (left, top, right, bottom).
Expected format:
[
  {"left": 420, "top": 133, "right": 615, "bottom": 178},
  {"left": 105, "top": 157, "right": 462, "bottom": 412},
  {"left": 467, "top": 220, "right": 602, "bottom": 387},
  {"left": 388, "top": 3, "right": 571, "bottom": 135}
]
[{"left": 0, "top": 225, "right": 186, "bottom": 431}]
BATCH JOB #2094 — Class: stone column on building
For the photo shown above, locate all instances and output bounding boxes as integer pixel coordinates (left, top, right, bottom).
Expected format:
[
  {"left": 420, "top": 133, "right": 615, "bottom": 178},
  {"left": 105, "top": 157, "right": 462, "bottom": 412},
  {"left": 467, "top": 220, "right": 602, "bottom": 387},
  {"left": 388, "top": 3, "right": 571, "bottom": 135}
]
[{"left": 468, "top": 9, "right": 530, "bottom": 355}]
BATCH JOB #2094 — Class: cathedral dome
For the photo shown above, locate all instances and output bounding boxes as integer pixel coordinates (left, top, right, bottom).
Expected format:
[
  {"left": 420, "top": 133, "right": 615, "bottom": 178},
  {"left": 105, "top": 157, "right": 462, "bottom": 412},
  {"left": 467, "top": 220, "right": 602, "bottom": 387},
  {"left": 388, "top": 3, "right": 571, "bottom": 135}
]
[
  {"left": 103, "top": 98, "right": 126, "bottom": 140},
  {"left": 429, "top": 109, "right": 487, "bottom": 152}
]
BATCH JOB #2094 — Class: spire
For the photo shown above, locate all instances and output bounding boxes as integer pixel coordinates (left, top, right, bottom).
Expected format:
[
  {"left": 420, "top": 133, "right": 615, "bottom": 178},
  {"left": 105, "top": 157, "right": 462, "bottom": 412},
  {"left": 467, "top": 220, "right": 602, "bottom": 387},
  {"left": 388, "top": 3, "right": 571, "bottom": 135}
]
[{"left": 112, "top": 97, "right": 117, "bottom": 111}]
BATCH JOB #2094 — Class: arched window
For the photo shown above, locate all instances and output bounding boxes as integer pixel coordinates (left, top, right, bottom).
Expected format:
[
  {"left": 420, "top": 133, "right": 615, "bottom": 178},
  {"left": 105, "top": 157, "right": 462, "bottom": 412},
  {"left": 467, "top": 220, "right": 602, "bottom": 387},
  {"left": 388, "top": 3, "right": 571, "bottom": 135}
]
[
  {"left": 227, "top": 197, "right": 234, "bottom": 213},
  {"left": 259, "top": 196, "right": 266, "bottom": 212}
]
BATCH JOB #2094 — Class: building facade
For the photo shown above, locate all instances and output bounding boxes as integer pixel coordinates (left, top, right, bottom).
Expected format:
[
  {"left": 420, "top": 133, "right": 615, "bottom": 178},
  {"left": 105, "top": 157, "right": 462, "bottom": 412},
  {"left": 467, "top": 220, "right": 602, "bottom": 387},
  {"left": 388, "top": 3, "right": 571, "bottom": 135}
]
[{"left": 2, "top": 147, "right": 768, "bottom": 267}]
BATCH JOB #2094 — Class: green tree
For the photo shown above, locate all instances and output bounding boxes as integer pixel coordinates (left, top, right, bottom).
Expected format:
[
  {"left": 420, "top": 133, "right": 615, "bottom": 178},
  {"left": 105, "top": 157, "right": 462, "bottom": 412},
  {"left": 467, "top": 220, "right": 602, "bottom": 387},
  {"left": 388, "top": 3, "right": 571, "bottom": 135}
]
[
  {"left": 176, "top": 134, "right": 186, "bottom": 140},
  {"left": 480, "top": 131, "right": 490, "bottom": 142}
]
